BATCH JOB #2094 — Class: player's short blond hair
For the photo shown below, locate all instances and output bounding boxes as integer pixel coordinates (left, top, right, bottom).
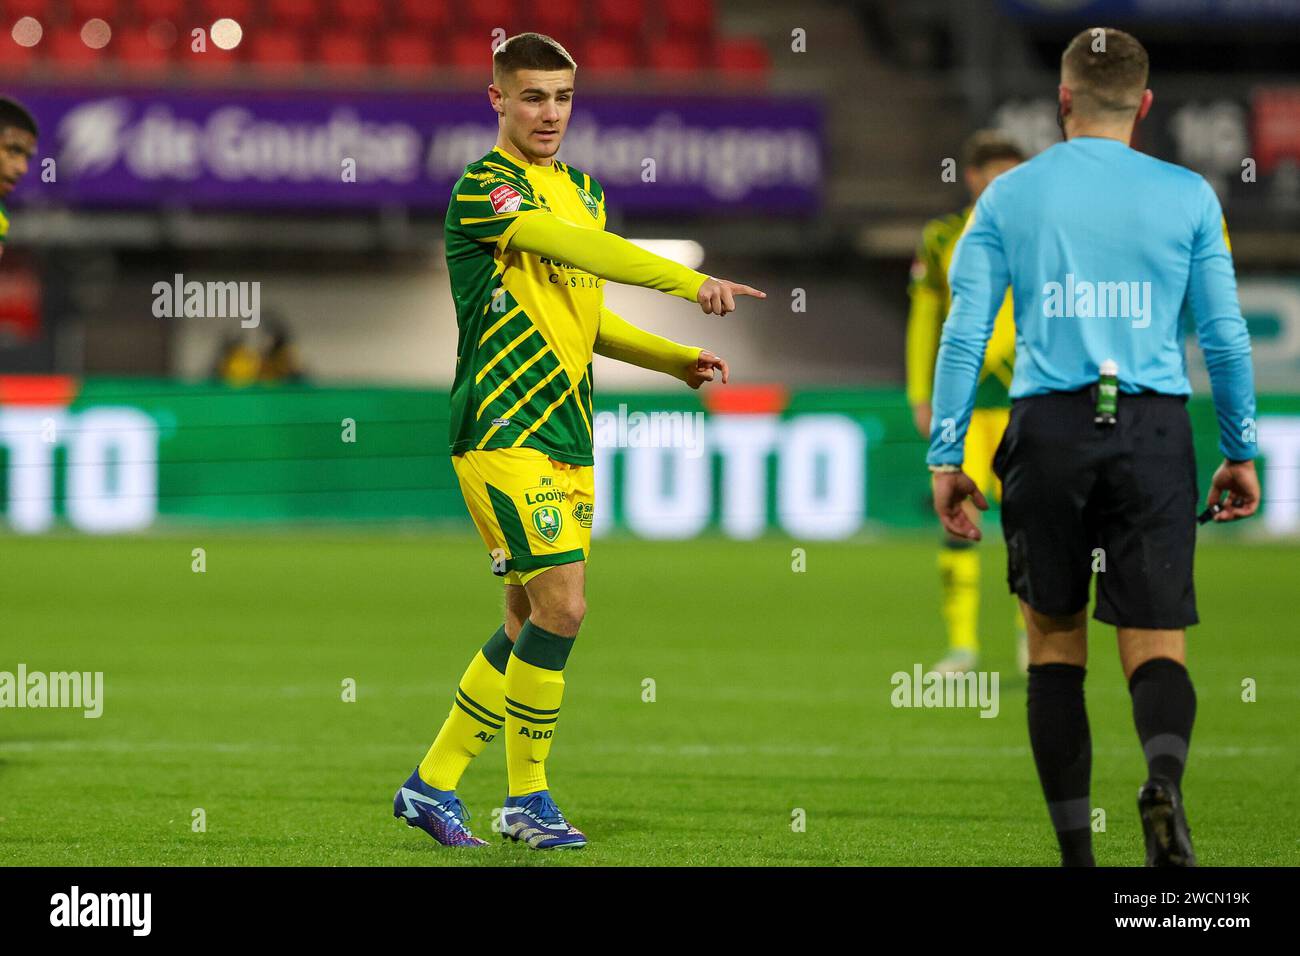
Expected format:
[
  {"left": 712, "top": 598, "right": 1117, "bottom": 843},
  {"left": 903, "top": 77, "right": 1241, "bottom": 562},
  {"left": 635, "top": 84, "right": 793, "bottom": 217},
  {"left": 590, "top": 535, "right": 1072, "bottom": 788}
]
[
  {"left": 1061, "top": 27, "right": 1149, "bottom": 118},
  {"left": 492, "top": 33, "right": 577, "bottom": 85}
]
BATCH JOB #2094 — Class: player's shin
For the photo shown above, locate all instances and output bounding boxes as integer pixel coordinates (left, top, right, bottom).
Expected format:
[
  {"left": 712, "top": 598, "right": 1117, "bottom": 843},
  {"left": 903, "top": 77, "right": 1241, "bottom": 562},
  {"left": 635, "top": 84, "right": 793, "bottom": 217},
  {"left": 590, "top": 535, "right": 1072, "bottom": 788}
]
[
  {"left": 418, "top": 626, "right": 513, "bottom": 791},
  {"left": 504, "top": 621, "right": 575, "bottom": 797}
]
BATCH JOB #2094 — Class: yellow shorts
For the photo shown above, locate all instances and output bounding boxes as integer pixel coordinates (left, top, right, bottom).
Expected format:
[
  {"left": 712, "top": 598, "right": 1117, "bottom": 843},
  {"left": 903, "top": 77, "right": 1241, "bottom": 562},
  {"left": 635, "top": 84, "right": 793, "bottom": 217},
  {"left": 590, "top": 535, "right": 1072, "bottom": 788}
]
[
  {"left": 451, "top": 447, "right": 594, "bottom": 586},
  {"left": 965, "top": 407, "right": 1010, "bottom": 501}
]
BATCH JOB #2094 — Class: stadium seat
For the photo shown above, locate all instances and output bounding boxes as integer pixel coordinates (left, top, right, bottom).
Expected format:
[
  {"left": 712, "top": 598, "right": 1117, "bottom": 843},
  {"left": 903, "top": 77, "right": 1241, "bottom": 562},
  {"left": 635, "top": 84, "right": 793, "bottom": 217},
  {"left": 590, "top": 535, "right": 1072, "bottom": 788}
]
[
  {"left": 664, "top": 0, "right": 715, "bottom": 35},
  {"left": 394, "top": 0, "right": 450, "bottom": 32},
  {"left": 5, "top": 0, "right": 57, "bottom": 21},
  {"left": 580, "top": 34, "right": 639, "bottom": 75},
  {"left": 72, "top": 0, "right": 120, "bottom": 21},
  {"left": 328, "top": 0, "right": 385, "bottom": 30},
  {"left": 532, "top": 0, "right": 583, "bottom": 41},
  {"left": 717, "top": 37, "right": 770, "bottom": 78},
  {"left": 647, "top": 37, "right": 709, "bottom": 75},
  {"left": 0, "top": 41, "right": 37, "bottom": 72},
  {"left": 135, "top": 0, "right": 187, "bottom": 21},
  {"left": 450, "top": 33, "right": 493, "bottom": 72},
  {"left": 317, "top": 31, "right": 373, "bottom": 74},
  {"left": 267, "top": 0, "right": 317, "bottom": 28},
  {"left": 183, "top": 42, "right": 241, "bottom": 75},
  {"left": 47, "top": 27, "right": 106, "bottom": 70},
  {"left": 594, "top": 0, "right": 645, "bottom": 39},
  {"left": 247, "top": 29, "right": 307, "bottom": 75},
  {"left": 464, "top": 0, "right": 514, "bottom": 34},
  {"left": 115, "top": 28, "right": 174, "bottom": 73},
  {"left": 381, "top": 34, "right": 437, "bottom": 75},
  {"left": 196, "top": 0, "right": 255, "bottom": 24}
]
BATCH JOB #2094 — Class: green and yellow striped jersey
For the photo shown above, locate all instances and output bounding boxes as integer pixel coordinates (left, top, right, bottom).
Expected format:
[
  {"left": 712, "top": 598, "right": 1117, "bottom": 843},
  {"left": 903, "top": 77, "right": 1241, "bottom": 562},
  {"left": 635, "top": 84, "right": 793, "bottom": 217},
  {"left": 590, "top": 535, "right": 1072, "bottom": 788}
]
[
  {"left": 906, "top": 206, "right": 1016, "bottom": 409},
  {"left": 444, "top": 147, "right": 609, "bottom": 465}
]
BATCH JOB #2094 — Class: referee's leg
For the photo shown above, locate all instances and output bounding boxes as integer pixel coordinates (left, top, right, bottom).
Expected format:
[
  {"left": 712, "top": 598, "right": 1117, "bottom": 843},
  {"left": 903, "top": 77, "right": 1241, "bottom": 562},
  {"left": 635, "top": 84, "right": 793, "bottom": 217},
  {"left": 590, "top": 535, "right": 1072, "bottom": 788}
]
[{"left": 1020, "top": 601, "right": 1094, "bottom": 867}]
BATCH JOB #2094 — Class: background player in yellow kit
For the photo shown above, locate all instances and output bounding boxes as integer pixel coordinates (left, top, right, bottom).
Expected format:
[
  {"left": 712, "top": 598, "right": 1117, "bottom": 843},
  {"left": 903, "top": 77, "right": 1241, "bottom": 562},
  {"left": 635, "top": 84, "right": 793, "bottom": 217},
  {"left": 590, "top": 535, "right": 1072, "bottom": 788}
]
[
  {"left": 393, "top": 33, "right": 764, "bottom": 849},
  {"left": 906, "top": 130, "right": 1025, "bottom": 675}
]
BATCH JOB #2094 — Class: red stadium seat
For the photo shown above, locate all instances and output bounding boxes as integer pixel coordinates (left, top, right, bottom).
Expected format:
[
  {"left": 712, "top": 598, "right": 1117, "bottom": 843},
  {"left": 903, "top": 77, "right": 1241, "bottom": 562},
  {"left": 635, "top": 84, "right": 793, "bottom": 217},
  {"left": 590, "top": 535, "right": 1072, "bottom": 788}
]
[
  {"left": 267, "top": 0, "right": 316, "bottom": 28},
  {"left": 48, "top": 27, "right": 106, "bottom": 70},
  {"left": 0, "top": 41, "right": 37, "bottom": 72},
  {"left": 450, "top": 33, "right": 494, "bottom": 72},
  {"left": 532, "top": 0, "right": 583, "bottom": 41},
  {"left": 580, "top": 34, "right": 638, "bottom": 75},
  {"left": 196, "top": 0, "right": 255, "bottom": 23},
  {"left": 317, "top": 31, "right": 373, "bottom": 73},
  {"left": 464, "top": 0, "right": 513, "bottom": 34},
  {"left": 717, "top": 37, "right": 769, "bottom": 78},
  {"left": 664, "top": 0, "right": 714, "bottom": 35},
  {"left": 247, "top": 28, "right": 306, "bottom": 74},
  {"left": 135, "top": 0, "right": 187, "bottom": 21},
  {"left": 647, "top": 37, "right": 708, "bottom": 75},
  {"left": 72, "top": 0, "right": 120, "bottom": 20},
  {"left": 5, "top": 0, "right": 58, "bottom": 22},
  {"left": 381, "top": 34, "right": 437, "bottom": 74},
  {"left": 328, "top": 0, "right": 385, "bottom": 29},
  {"left": 394, "top": 0, "right": 450, "bottom": 31},
  {"left": 594, "top": 0, "right": 644, "bottom": 39},
  {"left": 114, "top": 29, "right": 174, "bottom": 73},
  {"left": 183, "top": 43, "right": 241, "bottom": 75}
]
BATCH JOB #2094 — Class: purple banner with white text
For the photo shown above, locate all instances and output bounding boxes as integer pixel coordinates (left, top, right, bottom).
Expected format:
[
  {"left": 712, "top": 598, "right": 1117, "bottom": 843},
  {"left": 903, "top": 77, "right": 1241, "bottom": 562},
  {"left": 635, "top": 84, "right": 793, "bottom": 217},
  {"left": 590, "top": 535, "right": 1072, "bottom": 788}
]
[{"left": 6, "top": 86, "right": 823, "bottom": 215}]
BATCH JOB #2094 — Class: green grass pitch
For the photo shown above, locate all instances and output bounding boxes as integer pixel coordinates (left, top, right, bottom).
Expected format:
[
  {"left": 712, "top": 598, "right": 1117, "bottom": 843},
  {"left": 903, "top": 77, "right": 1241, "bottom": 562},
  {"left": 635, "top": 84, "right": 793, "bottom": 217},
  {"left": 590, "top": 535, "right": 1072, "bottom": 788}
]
[{"left": 2, "top": 532, "right": 1296, "bottom": 866}]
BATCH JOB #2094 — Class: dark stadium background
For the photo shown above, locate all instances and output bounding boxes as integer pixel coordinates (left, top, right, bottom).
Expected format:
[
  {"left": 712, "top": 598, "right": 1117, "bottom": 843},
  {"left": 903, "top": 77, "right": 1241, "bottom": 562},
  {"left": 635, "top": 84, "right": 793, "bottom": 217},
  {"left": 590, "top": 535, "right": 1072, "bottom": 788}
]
[{"left": 0, "top": 0, "right": 1296, "bottom": 868}]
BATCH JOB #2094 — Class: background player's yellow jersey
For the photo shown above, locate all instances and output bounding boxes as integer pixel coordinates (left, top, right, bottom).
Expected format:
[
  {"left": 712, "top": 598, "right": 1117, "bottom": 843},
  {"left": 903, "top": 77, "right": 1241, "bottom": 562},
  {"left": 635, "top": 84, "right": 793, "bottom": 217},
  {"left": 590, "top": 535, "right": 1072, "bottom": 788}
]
[
  {"left": 444, "top": 147, "right": 608, "bottom": 465},
  {"left": 905, "top": 205, "right": 1015, "bottom": 409}
]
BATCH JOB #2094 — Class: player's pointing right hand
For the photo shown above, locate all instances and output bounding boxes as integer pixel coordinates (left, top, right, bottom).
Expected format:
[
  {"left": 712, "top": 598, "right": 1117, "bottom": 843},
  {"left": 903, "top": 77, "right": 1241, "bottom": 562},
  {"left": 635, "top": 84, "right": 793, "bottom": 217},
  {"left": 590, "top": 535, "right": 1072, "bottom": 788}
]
[{"left": 696, "top": 277, "right": 766, "bottom": 316}]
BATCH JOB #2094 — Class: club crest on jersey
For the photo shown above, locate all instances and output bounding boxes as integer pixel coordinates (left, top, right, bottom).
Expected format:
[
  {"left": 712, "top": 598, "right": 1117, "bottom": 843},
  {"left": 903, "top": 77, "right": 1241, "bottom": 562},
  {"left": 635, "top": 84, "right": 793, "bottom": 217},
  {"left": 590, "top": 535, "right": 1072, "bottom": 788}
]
[
  {"left": 532, "top": 505, "right": 563, "bottom": 543},
  {"left": 577, "top": 187, "right": 599, "bottom": 219},
  {"left": 489, "top": 184, "right": 524, "bottom": 214}
]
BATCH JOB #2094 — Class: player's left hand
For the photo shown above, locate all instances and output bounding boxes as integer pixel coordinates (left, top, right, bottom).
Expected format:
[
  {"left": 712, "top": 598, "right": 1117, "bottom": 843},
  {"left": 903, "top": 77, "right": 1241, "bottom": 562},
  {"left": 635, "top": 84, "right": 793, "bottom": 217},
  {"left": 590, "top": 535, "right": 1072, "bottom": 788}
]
[
  {"left": 932, "top": 469, "right": 988, "bottom": 541},
  {"left": 684, "top": 350, "right": 728, "bottom": 389}
]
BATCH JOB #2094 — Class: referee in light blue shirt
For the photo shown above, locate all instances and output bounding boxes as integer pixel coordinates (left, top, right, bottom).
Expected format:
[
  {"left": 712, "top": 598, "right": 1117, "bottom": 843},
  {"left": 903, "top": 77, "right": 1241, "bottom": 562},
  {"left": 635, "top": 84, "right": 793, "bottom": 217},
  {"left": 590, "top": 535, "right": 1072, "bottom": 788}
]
[{"left": 926, "top": 27, "right": 1259, "bottom": 868}]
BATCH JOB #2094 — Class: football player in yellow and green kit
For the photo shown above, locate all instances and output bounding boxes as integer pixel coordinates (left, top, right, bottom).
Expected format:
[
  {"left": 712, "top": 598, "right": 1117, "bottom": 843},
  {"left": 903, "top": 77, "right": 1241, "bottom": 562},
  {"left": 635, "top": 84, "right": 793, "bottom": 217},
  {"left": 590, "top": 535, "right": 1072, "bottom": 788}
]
[
  {"left": 393, "top": 33, "right": 764, "bottom": 849},
  {"left": 906, "top": 130, "right": 1025, "bottom": 675},
  {"left": 0, "top": 97, "right": 39, "bottom": 265}
]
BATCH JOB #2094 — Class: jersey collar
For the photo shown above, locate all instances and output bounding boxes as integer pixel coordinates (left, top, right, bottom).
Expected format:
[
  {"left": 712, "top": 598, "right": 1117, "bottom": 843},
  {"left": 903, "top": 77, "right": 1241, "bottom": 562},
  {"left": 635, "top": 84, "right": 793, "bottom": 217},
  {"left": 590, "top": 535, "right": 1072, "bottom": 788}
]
[{"left": 491, "top": 145, "right": 561, "bottom": 175}]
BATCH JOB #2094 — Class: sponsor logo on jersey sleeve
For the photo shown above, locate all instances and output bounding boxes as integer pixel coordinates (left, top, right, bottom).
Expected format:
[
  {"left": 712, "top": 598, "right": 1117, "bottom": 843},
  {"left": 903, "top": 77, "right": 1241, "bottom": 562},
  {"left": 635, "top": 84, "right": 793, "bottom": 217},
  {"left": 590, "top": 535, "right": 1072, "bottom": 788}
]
[{"left": 489, "top": 184, "right": 524, "bottom": 214}]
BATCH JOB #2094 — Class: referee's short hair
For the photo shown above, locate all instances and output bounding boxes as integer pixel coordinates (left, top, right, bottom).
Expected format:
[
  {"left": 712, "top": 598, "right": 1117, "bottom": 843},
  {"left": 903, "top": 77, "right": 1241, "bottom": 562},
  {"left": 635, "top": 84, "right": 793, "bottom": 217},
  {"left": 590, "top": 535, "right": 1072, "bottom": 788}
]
[
  {"left": 0, "top": 96, "right": 38, "bottom": 138},
  {"left": 493, "top": 33, "right": 577, "bottom": 84},
  {"left": 962, "top": 130, "right": 1026, "bottom": 171},
  {"left": 1061, "top": 27, "right": 1149, "bottom": 118}
]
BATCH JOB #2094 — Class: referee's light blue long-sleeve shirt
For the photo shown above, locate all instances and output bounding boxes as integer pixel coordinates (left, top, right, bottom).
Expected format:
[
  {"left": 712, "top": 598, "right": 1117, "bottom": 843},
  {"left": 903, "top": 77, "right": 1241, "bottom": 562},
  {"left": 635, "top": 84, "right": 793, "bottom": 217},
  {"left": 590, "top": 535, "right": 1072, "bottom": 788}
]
[{"left": 926, "top": 135, "right": 1257, "bottom": 466}]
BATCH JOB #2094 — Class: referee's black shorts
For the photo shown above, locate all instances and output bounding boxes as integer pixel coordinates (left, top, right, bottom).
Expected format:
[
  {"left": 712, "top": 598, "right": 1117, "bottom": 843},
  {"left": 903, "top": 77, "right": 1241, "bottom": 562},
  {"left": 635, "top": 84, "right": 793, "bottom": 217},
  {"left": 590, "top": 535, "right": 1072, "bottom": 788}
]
[{"left": 992, "top": 387, "right": 1199, "bottom": 629}]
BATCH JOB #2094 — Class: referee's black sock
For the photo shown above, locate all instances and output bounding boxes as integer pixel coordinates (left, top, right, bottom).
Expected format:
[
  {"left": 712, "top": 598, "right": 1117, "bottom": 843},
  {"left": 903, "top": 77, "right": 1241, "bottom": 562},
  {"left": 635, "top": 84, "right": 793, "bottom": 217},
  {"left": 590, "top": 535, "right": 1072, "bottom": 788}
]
[
  {"left": 1027, "top": 663, "right": 1094, "bottom": 866},
  {"left": 1129, "top": 657, "right": 1196, "bottom": 790}
]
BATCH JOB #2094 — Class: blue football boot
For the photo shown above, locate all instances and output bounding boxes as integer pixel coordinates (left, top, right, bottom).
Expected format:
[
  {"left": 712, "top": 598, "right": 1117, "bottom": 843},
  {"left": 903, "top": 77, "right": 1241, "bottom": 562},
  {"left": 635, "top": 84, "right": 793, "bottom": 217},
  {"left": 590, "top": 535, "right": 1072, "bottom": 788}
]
[
  {"left": 393, "top": 768, "right": 488, "bottom": 847},
  {"left": 500, "top": 790, "right": 587, "bottom": 849}
]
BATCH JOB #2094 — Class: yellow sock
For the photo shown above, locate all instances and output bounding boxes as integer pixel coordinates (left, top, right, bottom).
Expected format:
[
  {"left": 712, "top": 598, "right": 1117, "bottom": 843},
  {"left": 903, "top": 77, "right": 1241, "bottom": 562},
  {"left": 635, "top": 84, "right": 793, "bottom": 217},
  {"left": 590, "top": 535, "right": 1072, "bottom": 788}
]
[
  {"left": 418, "top": 627, "right": 512, "bottom": 791},
  {"left": 504, "top": 620, "right": 575, "bottom": 797},
  {"left": 938, "top": 545, "right": 980, "bottom": 655}
]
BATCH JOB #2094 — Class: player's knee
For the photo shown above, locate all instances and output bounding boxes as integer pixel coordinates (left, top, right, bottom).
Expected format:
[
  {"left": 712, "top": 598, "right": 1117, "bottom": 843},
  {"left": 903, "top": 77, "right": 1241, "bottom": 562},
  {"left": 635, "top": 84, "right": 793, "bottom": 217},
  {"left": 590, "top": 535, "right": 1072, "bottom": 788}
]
[{"left": 550, "top": 595, "right": 586, "bottom": 634}]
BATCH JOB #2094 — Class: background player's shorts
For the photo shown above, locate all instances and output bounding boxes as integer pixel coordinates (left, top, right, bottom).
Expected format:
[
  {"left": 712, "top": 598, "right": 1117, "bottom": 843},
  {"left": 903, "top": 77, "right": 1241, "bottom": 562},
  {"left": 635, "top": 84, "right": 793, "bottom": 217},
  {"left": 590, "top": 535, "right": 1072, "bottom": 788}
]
[
  {"left": 452, "top": 447, "right": 594, "bottom": 586},
  {"left": 965, "top": 406, "right": 1010, "bottom": 500},
  {"left": 992, "top": 388, "right": 1198, "bottom": 629}
]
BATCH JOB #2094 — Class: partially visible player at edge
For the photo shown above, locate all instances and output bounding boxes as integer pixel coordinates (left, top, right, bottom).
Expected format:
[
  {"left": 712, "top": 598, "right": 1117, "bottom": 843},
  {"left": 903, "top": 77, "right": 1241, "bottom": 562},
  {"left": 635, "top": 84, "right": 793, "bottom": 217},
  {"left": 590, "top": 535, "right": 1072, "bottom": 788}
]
[
  {"left": 906, "top": 130, "right": 1026, "bottom": 675},
  {"left": 393, "top": 33, "right": 764, "bottom": 849},
  {"left": 0, "top": 97, "right": 39, "bottom": 265}
]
